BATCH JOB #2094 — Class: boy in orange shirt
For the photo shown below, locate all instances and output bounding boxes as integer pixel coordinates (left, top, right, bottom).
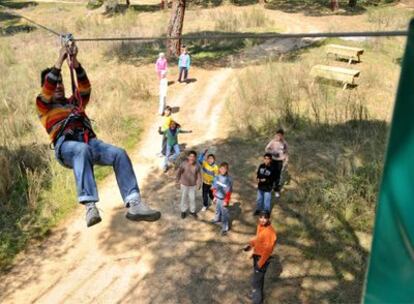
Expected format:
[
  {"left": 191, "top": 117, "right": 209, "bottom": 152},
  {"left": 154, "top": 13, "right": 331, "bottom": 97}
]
[{"left": 244, "top": 211, "right": 277, "bottom": 304}]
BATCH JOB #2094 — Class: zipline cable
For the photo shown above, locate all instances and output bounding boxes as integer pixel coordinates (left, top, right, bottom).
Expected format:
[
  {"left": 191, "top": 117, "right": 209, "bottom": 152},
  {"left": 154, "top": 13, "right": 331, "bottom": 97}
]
[{"left": 0, "top": 3, "right": 410, "bottom": 42}]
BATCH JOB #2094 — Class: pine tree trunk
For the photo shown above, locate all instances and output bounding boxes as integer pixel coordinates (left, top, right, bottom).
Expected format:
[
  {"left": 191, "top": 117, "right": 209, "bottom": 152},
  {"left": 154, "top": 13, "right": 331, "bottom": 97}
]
[
  {"left": 167, "top": 0, "right": 186, "bottom": 57},
  {"left": 349, "top": 0, "right": 357, "bottom": 7},
  {"left": 330, "top": 0, "right": 339, "bottom": 11}
]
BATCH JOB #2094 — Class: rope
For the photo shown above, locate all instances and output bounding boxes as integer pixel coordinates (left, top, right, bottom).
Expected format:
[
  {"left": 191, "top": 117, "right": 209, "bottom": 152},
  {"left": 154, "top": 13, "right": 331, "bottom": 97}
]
[{"left": 0, "top": 3, "right": 61, "bottom": 36}]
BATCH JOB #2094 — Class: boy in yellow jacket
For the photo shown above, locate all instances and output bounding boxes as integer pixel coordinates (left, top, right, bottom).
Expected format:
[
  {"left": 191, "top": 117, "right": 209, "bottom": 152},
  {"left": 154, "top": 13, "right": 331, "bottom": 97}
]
[{"left": 198, "top": 149, "right": 219, "bottom": 211}]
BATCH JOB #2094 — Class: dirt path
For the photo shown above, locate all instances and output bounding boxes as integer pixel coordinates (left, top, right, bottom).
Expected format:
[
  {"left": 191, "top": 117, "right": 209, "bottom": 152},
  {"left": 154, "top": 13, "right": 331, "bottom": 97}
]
[{"left": 0, "top": 67, "right": 237, "bottom": 304}]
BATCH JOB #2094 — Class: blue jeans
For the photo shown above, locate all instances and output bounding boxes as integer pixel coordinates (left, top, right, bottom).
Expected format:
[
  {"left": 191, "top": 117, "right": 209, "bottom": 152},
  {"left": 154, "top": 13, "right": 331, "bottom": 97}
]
[
  {"left": 256, "top": 190, "right": 271, "bottom": 212},
  {"left": 178, "top": 67, "right": 188, "bottom": 82},
  {"left": 55, "top": 136, "right": 140, "bottom": 204},
  {"left": 163, "top": 143, "right": 180, "bottom": 169},
  {"left": 214, "top": 199, "right": 229, "bottom": 232}
]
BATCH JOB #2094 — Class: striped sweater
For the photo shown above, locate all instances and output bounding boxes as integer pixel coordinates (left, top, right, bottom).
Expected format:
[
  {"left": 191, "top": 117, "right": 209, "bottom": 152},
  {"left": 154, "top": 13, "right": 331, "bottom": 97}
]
[{"left": 36, "top": 66, "right": 92, "bottom": 143}]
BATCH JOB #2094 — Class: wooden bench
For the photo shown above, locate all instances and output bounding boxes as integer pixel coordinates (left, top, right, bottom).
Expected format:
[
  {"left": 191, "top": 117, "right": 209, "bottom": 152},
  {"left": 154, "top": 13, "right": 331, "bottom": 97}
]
[
  {"left": 310, "top": 65, "right": 360, "bottom": 90},
  {"left": 325, "top": 44, "right": 364, "bottom": 64}
]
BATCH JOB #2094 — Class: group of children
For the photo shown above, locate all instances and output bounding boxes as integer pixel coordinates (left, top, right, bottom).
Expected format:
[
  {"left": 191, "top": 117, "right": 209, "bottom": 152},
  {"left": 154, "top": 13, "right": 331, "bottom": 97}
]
[{"left": 155, "top": 48, "right": 285, "bottom": 303}]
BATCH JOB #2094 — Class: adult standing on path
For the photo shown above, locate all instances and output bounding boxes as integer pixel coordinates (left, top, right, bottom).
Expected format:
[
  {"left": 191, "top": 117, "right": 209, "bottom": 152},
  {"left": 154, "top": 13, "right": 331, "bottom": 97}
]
[
  {"left": 265, "top": 128, "right": 289, "bottom": 198},
  {"left": 178, "top": 46, "right": 191, "bottom": 83},
  {"left": 244, "top": 211, "right": 277, "bottom": 304},
  {"left": 155, "top": 52, "right": 168, "bottom": 80},
  {"left": 36, "top": 45, "right": 161, "bottom": 227}
]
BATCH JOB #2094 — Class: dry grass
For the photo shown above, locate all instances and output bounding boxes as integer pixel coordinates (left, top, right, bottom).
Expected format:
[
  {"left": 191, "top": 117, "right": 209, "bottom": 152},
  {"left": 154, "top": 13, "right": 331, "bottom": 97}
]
[{"left": 0, "top": 5, "right": 157, "bottom": 269}]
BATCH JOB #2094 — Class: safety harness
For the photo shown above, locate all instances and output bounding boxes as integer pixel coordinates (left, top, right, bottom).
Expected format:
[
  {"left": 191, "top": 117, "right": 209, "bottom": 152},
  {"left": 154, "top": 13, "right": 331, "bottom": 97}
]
[{"left": 53, "top": 33, "right": 94, "bottom": 148}]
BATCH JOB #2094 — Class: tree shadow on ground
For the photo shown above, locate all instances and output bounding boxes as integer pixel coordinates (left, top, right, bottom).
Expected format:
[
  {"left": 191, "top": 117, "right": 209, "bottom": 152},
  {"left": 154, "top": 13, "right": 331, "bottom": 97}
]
[
  {"left": 0, "top": 1, "right": 38, "bottom": 36},
  {"left": 103, "top": 31, "right": 283, "bottom": 68},
  {"left": 97, "top": 117, "right": 387, "bottom": 303},
  {"left": 264, "top": 0, "right": 366, "bottom": 17},
  {"left": 188, "top": 0, "right": 223, "bottom": 8},
  {"left": 0, "top": 1, "right": 38, "bottom": 9}
]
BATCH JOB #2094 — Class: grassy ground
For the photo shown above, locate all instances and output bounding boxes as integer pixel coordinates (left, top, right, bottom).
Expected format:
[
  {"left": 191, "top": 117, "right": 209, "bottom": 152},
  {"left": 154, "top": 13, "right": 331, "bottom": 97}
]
[{"left": 220, "top": 10, "right": 409, "bottom": 301}]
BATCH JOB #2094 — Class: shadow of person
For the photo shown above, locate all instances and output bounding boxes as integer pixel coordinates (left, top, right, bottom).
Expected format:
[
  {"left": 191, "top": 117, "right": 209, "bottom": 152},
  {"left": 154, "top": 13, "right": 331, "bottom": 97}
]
[
  {"left": 170, "top": 106, "right": 180, "bottom": 114},
  {"left": 168, "top": 81, "right": 175, "bottom": 86},
  {"left": 184, "top": 78, "right": 197, "bottom": 84},
  {"left": 269, "top": 254, "right": 283, "bottom": 279},
  {"left": 229, "top": 202, "right": 242, "bottom": 230}
]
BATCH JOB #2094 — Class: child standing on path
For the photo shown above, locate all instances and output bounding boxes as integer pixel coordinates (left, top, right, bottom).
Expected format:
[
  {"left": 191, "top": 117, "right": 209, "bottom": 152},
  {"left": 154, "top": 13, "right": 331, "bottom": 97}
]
[
  {"left": 243, "top": 211, "right": 277, "bottom": 304},
  {"left": 178, "top": 47, "right": 191, "bottom": 83},
  {"left": 255, "top": 153, "right": 276, "bottom": 215},
  {"left": 211, "top": 162, "right": 233, "bottom": 236},
  {"left": 159, "top": 106, "right": 173, "bottom": 156},
  {"left": 265, "top": 129, "right": 289, "bottom": 198},
  {"left": 176, "top": 150, "right": 202, "bottom": 219},
  {"left": 198, "top": 149, "right": 219, "bottom": 211},
  {"left": 155, "top": 52, "right": 168, "bottom": 79},
  {"left": 158, "top": 121, "right": 191, "bottom": 172},
  {"left": 159, "top": 70, "right": 168, "bottom": 115}
]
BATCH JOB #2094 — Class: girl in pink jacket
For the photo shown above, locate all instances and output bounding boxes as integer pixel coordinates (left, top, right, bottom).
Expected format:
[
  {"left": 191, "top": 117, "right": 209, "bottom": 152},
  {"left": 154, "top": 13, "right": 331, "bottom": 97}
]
[{"left": 155, "top": 52, "right": 168, "bottom": 79}]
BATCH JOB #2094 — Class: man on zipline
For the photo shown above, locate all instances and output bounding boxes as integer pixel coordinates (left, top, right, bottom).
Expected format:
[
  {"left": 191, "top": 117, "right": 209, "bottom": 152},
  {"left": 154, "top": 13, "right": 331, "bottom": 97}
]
[{"left": 36, "top": 44, "right": 161, "bottom": 227}]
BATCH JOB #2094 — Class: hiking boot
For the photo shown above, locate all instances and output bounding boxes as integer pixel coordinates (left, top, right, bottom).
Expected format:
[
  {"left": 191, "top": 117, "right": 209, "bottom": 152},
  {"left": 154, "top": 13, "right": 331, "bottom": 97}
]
[
  {"left": 181, "top": 212, "right": 187, "bottom": 219},
  {"left": 253, "top": 209, "right": 261, "bottom": 216},
  {"left": 190, "top": 212, "right": 198, "bottom": 219},
  {"left": 126, "top": 201, "right": 161, "bottom": 222},
  {"left": 85, "top": 202, "right": 102, "bottom": 227},
  {"left": 221, "top": 230, "right": 228, "bottom": 236}
]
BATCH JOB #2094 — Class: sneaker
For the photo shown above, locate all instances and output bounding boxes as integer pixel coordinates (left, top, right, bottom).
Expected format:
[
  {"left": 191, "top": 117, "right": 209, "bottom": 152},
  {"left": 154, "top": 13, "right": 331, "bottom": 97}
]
[
  {"left": 190, "top": 212, "right": 198, "bottom": 219},
  {"left": 181, "top": 212, "right": 187, "bottom": 219},
  {"left": 126, "top": 201, "right": 161, "bottom": 222},
  {"left": 85, "top": 202, "right": 102, "bottom": 227},
  {"left": 210, "top": 219, "right": 221, "bottom": 224},
  {"left": 201, "top": 206, "right": 208, "bottom": 212},
  {"left": 275, "top": 192, "right": 281, "bottom": 198}
]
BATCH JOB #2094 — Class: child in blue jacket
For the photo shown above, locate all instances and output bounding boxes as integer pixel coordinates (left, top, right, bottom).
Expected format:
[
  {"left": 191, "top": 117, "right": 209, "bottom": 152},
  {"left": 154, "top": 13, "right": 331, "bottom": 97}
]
[
  {"left": 211, "top": 162, "right": 233, "bottom": 236},
  {"left": 178, "top": 47, "right": 191, "bottom": 83}
]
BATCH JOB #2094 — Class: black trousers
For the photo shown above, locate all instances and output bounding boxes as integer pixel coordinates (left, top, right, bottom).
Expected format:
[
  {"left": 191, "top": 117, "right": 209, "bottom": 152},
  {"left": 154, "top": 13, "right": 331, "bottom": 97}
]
[
  {"left": 202, "top": 183, "right": 214, "bottom": 207},
  {"left": 252, "top": 255, "right": 270, "bottom": 304},
  {"left": 271, "top": 159, "right": 284, "bottom": 192},
  {"left": 178, "top": 67, "right": 188, "bottom": 82}
]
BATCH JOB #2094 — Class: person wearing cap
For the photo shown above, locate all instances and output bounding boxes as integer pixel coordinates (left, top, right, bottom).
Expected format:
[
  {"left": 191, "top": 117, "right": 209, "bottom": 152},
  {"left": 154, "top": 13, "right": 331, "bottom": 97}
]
[
  {"left": 265, "top": 128, "right": 289, "bottom": 198},
  {"left": 243, "top": 211, "right": 277, "bottom": 304}
]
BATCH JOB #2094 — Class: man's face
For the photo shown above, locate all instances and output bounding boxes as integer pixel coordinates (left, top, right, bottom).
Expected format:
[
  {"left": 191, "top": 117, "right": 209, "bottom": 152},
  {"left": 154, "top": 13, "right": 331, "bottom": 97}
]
[
  {"left": 259, "top": 216, "right": 269, "bottom": 226},
  {"left": 170, "top": 122, "right": 177, "bottom": 129},
  {"left": 207, "top": 156, "right": 215, "bottom": 165},
  {"left": 54, "top": 82, "right": 65, "bottom": 100},
  {"left": 264, "top": 156, "right": 271, "bottom": 166},
  {"left": 188, "top": 154, "right": 196, "bottom": 164}
]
